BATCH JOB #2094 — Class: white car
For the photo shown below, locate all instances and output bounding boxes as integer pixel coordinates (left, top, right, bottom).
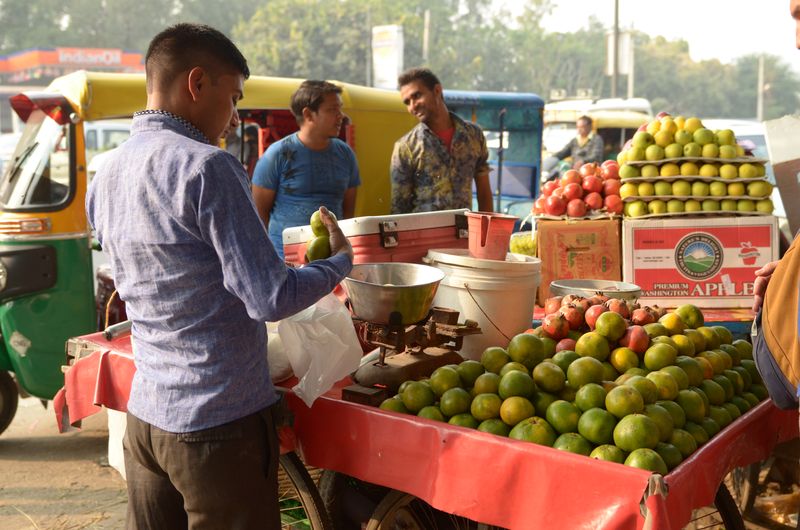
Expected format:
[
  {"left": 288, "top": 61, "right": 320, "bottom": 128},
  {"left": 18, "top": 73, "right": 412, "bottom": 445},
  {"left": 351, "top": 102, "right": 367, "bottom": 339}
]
[
  {"left": 702, "top": 119, "right": 791, "bottom": 246},
  {"left": 0, "top": 132, "right": 22, "bottom": 176}
]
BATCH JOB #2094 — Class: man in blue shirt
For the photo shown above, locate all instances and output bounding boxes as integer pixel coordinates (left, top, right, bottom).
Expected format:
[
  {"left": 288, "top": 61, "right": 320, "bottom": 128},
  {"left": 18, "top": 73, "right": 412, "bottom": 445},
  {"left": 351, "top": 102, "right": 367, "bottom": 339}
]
[
  {"left": 252, "top": 80, "right": 360, "bottom": 258},
  {"left": 86, "top": 24, "right": 353, "bottom": 529}
]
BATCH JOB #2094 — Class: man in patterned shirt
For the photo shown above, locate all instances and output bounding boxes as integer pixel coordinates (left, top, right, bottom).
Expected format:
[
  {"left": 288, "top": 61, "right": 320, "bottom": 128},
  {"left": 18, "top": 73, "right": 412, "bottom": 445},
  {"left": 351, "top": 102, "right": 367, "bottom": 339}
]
[{"left": 390, "top": 67, "right": 493, "bottom": 213}]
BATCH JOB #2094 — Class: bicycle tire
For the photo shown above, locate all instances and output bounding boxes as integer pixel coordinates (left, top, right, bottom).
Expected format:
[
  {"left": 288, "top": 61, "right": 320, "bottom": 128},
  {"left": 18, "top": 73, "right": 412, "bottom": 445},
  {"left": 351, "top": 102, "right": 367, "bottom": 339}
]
[
  {"left": 713, "top": 483, "right": 746, "bottom": 530},
  {"left": 723, "top": 463, "right": 760, "bottom": 514},
  {"left": 279, "top": 452, "right": 334, "bottom": 530},
  {"left": 319, "top": 470, "right": 391, "bottom": 530},
  {"left": 684, "top": 483, "right": 745, "bottom": 530}
]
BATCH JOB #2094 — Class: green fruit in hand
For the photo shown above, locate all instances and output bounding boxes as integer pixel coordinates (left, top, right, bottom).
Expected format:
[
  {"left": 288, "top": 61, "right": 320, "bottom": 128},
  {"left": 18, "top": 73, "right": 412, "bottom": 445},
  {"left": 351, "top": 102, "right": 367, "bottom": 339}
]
[
  {"left": 306, "top": 236, "right": 331, "bottom": 261},
  {"left": 310, "top": 209, "right": 336, "bottom": 237}
]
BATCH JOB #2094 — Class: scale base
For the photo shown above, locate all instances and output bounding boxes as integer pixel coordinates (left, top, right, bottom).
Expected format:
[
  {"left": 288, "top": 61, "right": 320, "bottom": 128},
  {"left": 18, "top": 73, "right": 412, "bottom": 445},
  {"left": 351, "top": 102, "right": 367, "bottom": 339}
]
[{"left": 353, "top": 347, "right": 465, "bottom": 393}]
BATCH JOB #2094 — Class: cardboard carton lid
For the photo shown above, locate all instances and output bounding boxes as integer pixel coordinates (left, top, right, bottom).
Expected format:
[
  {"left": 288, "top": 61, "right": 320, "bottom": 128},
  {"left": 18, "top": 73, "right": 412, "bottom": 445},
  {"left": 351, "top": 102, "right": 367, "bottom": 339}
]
[{"left": 283, "top": 209, "right": 469, "bottom": 244}]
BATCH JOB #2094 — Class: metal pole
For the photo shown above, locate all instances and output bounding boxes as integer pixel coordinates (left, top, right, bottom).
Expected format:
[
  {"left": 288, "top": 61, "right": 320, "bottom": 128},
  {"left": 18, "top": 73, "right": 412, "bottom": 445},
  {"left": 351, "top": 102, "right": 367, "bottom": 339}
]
[
  {"left": 756, "top": 55, "right": 765, "bottom": 121},
  {"left": 612, "top": 0, "right": 619, "bottom": 98},
  {"left": 627, "top": 36, "right": 635, "bottom": 98},
  {"left": 366, "top": 9, "right": 372, "bottom": 86},
  {"left": 423, "top": 10, "right": 430, "bottom": 63},
  {"left": 495, "top": 108, "right": 507, "bottom": 213}
]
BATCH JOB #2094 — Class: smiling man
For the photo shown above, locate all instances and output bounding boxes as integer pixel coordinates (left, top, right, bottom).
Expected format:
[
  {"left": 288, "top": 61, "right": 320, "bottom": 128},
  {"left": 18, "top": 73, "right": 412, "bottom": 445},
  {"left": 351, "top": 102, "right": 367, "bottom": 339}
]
[
  {"left": 252, "top": 80, "right": 360, "bottom": 258},
  {"left": 86, "top": 24, "right": 353, "bottom": 529},
  {"left": 391, "top": 67, "right": 493, "bottom": 213}
]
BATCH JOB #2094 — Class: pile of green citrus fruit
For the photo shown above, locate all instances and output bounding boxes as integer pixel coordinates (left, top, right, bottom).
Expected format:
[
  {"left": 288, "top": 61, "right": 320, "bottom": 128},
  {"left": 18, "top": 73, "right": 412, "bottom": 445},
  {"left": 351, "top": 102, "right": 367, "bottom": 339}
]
[{"left": 378, "top": 303, "right": 766, "bottom": 476}]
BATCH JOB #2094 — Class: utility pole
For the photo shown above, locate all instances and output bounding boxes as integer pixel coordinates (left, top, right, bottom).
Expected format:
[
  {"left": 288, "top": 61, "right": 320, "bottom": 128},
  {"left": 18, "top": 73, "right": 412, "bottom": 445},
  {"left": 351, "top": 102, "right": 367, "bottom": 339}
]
[
  {"left": 612, "top": 0, "right": 619, "bottom": 98},
  {"left": 422, "top": 10, "right": 430, "bottom": 63},
  {"left": 627, "top": 37, "right": 634, "bottom": 98},
  {"left": 365, "top": 9, "right": 372, "bottom": 86},
  {"left": 756, "top": 55, "right": 765, "bottom": 121}
]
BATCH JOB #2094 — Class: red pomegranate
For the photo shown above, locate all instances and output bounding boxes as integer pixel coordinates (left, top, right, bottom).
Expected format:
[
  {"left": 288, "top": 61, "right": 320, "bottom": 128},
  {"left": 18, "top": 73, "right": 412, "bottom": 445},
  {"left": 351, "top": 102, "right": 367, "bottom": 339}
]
[
  {"left": 556, "top": 338, "right": 577, "bottom": 352},
  {"left": 603, "top": 179, "right": 621, "bottom": 197},
  {"left": 579, "top": 162, "right": 598, "bottom": 178},
  {"left": 582, "top": 175, "right": 604, "bottom": 194},
  {"left": 545, "top": 195, "right": 567, "bottom": 216},
  {"left": 605, "top": 298, "right": 631, "bottom": 319},
  {"left": 544, "top": 296, "right": 563, "bottom": 316},
  {"left": 584, "top": 304, "right": 608, "bottom": 330},
  {"left": 542, "top": 180, "right": 559, "bottom": 197},
  {"left": 563, "top": 182, "right": 583, "bottom": 201},
  {"left": 618, "top": 325, "right": 650, "bottom": 354},
  {"left": 604, "top": 194, "right": 624, "bottom": 215},
  {"left": 560, "top": 169, "right": 581, "bottom": 187},
  {"left": 542, "top": 313, "right": 570, "bottom": 340},
  {"left": 566, "top": 198, "right": 587, "bottom": 218},
  {"left": 560, "top": 303, "right": 586, "bottom": 330},
  {"left": 631, "top": 307, "right": 656, "bottom": 326},
  {"left": 600, "top": 160, "right": 620, "bottom": 180},
  {"left": 584, "top": 192, "right": 603, "bottom": 211}
]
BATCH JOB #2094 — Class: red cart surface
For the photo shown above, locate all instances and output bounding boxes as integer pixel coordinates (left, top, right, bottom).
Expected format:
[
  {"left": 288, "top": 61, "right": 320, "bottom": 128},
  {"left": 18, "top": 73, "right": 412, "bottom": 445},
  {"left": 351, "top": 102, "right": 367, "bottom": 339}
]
[{"left": 55, "top": 332, "right": 799, "bottom": 530}]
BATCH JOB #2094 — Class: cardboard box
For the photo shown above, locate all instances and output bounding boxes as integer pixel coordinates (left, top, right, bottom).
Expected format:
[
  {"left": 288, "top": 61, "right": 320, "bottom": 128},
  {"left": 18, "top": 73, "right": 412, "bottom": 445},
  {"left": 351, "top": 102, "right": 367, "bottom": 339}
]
[
  {"left": 283, "top": 209, "right": 470, "bottom": 266},
  {"left": 623, "top": 216, "right": 778, "bottom": 308},
  {"left": 535, "top": 218, "right": 622, "bottom": 303}
]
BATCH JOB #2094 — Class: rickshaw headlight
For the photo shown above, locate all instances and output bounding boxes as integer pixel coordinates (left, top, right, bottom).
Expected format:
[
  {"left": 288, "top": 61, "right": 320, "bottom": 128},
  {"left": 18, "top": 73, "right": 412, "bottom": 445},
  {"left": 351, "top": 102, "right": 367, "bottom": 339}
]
[{"left": 0, "top": 261, "right": 7, "bottom": 291}]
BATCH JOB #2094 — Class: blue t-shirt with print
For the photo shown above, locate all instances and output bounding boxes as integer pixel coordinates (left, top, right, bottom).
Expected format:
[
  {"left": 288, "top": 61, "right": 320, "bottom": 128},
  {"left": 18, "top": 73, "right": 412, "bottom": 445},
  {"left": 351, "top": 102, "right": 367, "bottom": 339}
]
[{"left": 252, "top": 133, "right": 360, "bottom": 258}]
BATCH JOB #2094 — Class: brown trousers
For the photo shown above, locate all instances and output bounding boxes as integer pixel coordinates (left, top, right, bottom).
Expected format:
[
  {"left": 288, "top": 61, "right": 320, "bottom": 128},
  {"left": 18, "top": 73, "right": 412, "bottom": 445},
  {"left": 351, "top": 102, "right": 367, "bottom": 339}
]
[{"left": 123, "top": 406, "right": 280, "bottom": 529}]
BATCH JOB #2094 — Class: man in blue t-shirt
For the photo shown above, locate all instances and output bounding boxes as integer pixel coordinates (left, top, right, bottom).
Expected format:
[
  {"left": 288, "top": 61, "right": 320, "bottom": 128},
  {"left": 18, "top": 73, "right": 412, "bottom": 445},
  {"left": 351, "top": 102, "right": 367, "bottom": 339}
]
[{"left": 252, "top": 80, "right": 361, "bottom": 258}]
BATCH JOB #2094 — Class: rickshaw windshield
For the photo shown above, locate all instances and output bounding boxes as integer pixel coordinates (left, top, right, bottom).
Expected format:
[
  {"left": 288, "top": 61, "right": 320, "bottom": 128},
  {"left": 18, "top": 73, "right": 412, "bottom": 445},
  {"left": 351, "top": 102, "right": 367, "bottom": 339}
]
[{"left": 0, "top": 109, "right": 71, "bottom": 211}]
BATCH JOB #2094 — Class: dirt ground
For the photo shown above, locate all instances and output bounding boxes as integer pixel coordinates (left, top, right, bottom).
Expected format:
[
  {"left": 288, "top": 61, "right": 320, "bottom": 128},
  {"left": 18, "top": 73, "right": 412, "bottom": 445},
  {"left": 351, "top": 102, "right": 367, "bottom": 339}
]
[
  {"left": 0, "top": 396, "right": 127, "bottom": 530},
  {"left": 0, "top": 395, "right": 797, "bottom": 530}
]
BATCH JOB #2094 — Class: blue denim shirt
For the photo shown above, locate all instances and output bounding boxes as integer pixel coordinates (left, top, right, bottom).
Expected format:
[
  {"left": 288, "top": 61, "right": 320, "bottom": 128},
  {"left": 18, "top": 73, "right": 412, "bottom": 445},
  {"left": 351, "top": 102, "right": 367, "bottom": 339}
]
[{"left": 87, "top": 112, "right": 352, "bottom": 432}]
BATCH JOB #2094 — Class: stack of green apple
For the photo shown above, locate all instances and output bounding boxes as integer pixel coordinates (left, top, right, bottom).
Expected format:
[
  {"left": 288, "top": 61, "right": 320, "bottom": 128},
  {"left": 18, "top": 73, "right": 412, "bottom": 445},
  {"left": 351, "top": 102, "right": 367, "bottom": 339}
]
[{"left": 615, "top": 114, "right": 773, "bottom": 218}]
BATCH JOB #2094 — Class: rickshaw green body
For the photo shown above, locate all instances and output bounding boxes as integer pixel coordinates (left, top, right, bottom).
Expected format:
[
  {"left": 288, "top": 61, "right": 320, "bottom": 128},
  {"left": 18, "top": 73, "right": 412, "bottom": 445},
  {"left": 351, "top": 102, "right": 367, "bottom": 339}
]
[{"left": 0, "top": 238, "right": 94, "bottom": 398}]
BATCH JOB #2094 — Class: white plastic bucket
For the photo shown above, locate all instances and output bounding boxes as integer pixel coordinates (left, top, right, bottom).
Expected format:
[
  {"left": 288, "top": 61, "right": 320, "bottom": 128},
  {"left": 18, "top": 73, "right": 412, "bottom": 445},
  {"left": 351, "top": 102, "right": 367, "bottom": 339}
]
[{"left": 424, "top": 249, "right": 541, "bottom": 360}]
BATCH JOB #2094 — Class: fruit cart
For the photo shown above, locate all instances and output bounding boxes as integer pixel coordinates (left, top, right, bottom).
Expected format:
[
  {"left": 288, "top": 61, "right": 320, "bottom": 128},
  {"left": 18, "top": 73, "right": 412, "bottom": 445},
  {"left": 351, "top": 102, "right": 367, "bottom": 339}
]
[{"left": 54, "top": 328, "right": 798, "bottom": 530}]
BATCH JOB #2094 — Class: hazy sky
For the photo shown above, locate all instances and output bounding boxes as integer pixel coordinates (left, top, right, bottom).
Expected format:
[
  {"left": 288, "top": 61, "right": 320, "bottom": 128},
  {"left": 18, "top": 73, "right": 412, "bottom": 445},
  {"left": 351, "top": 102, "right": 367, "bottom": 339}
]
[{"left": 538, "top": 0, "right": 799, "bottom": 70}]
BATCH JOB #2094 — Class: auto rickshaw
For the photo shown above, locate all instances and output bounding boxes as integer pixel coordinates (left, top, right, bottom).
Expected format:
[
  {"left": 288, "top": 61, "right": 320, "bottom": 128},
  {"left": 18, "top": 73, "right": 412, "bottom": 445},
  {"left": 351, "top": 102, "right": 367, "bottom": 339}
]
[{"left": 0, "top": 70, "right": 415, "bottom": 434}]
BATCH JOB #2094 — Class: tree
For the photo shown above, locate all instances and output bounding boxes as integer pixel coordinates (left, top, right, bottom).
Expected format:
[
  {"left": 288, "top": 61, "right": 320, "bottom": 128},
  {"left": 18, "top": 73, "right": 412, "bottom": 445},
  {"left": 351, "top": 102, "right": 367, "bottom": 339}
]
[{"left": 0, "top": 0, "right": 65, "bottom": 54}]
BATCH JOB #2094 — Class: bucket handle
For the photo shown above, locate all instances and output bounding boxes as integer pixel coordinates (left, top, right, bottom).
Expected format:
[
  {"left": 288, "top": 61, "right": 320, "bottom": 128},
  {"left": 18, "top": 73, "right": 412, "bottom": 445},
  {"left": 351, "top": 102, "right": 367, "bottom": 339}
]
[
  {"left": 480, "top": 215, "right": 489, "bottom": 247},
  {"left": 463, "top": 282, "right": 512, "bottom": 343}
]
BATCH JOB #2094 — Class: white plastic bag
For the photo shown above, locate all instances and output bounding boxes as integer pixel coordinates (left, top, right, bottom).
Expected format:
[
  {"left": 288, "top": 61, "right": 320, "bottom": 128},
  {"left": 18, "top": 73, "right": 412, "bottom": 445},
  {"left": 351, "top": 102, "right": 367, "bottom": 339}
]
[{"left": 277, "top": 293, "right": 362, "bottom": 406}]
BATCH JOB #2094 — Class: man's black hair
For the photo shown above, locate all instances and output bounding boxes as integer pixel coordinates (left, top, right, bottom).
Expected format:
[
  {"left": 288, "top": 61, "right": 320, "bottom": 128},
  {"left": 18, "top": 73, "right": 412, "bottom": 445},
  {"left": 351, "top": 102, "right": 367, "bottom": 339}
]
[
  {"left": 397, "top": 67, "right": 441, "bottom": 91},
  {"left": 578, "top": 115, "right": 593, "bottom": 127},
  {"left": 145, "top": 23, "right": 250, "bottom": 92},
  {"left": 290, "top": 80, "right": 343, "bottom": 123}
]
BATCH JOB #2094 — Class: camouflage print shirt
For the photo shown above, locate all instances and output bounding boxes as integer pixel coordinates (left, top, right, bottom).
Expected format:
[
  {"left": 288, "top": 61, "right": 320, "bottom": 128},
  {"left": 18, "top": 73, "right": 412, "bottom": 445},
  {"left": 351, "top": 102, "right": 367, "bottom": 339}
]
[{"left": 390, "top": 112, "right": 489, "bottom": 214}]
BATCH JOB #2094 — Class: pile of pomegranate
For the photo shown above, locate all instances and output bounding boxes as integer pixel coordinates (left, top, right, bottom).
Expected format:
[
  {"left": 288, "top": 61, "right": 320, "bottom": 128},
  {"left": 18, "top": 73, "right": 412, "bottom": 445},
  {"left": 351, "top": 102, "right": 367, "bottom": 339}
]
[
  {"left": 539, "top": 293, "right": 666, "bottom": 353},
  {"left": 534, "top": 161, "right": 623, "bottom": 218}
]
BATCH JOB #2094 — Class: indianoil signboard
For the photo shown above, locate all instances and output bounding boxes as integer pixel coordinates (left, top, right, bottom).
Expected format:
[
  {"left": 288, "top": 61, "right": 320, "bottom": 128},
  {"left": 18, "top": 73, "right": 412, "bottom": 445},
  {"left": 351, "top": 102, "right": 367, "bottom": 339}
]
[
  {"left": 623, "top": 215, "right": 778, "bottom": 308},
  {"left": 0, "top": 47, "right": 143, "bottom": 84}
]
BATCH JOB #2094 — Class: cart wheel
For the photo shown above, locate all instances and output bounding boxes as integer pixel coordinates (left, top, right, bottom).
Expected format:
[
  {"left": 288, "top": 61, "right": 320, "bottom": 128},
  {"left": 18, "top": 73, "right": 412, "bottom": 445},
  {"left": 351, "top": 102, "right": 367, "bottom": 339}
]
[
  {"left": 0, "top": 371, "right": 19, "bottom": 436},
  {"left": 723, "top": 463, "right": 760, "bottom": 514},
  {"left": 278, "top": 452, "right": 333, "bottom": 530},
  {"left": 365, "top": 489, "right": 503, "bottom": 530},
  {"left": 319, "top": 470, "right": 390, "bottom": 529},
  {"left": 684, "top": 483, "right": 745, "bottom": 530}
]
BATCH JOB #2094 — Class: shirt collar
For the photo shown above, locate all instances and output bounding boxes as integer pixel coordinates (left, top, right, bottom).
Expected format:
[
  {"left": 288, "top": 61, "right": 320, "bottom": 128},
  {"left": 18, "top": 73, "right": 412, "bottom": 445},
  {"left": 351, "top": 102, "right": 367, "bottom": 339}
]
[{"left": 132, "top": 109, "right": 211, "bottom": 144}]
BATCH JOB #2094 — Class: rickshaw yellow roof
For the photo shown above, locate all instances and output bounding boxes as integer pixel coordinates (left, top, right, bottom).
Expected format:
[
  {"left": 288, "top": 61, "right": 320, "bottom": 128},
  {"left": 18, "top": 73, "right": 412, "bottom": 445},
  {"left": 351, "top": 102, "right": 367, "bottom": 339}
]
[{"left": 45, "top": 70, "right": 407, "bottom": 121}]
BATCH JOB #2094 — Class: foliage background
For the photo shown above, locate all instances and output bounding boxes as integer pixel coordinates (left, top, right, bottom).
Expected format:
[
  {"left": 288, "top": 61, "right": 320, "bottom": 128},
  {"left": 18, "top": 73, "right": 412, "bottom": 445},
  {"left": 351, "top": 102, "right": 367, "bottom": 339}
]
[{"left": 0, "top": 0, "right": 796, "bottom": 119}]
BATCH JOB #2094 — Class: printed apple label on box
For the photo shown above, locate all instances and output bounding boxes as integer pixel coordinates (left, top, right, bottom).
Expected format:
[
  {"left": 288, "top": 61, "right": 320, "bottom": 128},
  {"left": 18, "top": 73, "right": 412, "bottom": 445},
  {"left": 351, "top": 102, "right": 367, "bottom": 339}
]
[{"left": 627, "top": 222, "right": 774, "bottom": 301}]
